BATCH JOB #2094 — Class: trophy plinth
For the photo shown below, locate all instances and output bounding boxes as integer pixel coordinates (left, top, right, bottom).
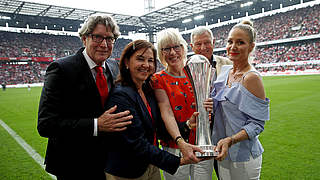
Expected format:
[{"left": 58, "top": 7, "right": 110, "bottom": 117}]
[
  {"left": 195, "top": 145, "right": 219, "bottom": 157},
  {"left": 185, "top": 54, "right": 218, "bottom": 157}
]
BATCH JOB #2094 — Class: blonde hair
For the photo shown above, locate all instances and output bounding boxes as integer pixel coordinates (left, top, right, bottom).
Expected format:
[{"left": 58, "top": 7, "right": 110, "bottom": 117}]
[
  {"left": 232, "top": 20, "right": 256, "bottom": 43},
  {"left": 156, "top": 28, "right": 188, "bottom": 67}
]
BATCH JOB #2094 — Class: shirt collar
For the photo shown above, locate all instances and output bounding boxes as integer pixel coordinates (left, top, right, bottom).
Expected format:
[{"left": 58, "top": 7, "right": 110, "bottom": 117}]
[{"left": 82, "top": 48, "right": 106, "bottom": 70}]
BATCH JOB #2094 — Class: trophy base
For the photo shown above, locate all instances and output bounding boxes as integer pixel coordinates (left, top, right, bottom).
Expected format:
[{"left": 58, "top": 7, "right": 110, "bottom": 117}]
[{"left": 195, "top": 145, "right": 219, "bottom": 157}]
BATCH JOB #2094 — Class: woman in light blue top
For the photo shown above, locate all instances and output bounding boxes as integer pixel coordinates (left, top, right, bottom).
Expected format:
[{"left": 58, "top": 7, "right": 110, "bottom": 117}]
[{"left": 211, "top": 20, "right": 270, "bottom": 180}]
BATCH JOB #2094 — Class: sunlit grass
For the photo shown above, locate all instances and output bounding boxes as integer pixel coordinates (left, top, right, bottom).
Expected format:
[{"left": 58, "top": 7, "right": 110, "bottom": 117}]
[{"left": 0, "top": 75, "right": 319, "bottom": 179}]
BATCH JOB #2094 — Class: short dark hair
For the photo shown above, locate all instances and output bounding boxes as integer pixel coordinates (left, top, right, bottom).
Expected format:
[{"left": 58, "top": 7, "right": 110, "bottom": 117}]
[{"left": 117, "top": 40, "right": 157, "bottom": 89}]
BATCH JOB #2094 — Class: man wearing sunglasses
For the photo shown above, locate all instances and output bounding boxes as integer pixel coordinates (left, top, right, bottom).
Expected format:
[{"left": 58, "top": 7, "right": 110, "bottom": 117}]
[{"left": 38, "top": 15, "right": 133, "bottom": 180}]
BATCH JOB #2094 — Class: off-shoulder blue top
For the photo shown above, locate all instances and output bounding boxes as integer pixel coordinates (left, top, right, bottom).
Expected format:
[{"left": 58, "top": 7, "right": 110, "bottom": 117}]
[{"left": 211, "top": 65, "right": 270, "bottom": 162}]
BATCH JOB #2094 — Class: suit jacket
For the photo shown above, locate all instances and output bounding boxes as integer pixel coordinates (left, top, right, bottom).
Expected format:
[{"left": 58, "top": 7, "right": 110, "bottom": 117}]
[
  {"left": 212, "top": 55, "right": 233, "bottom": 76},
  {"left": 104, "top": 84, "right": 180, "bottom": 178},
  {"left": 37, "top": 47, "right": 119, "bottom": 177}
]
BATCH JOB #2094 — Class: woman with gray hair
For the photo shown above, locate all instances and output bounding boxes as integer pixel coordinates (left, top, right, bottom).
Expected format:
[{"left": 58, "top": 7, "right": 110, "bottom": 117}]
[{"left": 151, "top": 28, "right": 212, "bottom": 180}]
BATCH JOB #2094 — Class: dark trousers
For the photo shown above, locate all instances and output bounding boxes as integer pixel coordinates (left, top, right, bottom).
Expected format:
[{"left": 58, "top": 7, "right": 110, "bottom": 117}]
[
  {"left": 214, "top": 159, "right": 220, "bottom": 179},
  {"left": 56, "top": 171, "right": 106, "bottom": 180}
]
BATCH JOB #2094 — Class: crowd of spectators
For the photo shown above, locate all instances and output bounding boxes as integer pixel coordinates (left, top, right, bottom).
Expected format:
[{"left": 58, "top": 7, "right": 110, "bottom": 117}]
[
  {"left": 256, "top": 64, "right": 320, "bottom": 72},
  {"left": 214, "top": 39, "right": 320, "bottom": 72},
  {"left": 183, "top": 4, "right": 320, "bottom": 48},
  {"left": 1, "top": 4, "right": 319, "bottom": 85},
  {"left": 255, "top": 4, "right": 320, "bottom": 42},
  {"left": 0, "top": 62, "right": 48, "bottom": 85},
  {"left": 0, "top": 31, "right": 132, "bottom": 85},
  {"left": 0, "top": 31, "right": 132, "bottom": 60},
  {"left": 254, "top": 39, "right": 320, "bottom": 64},
  {"left": 0, "top": 32, "right": 82, "bottom": 58},
  {"left": 2, "top": 38, "right": 318, "bottom": 85}
]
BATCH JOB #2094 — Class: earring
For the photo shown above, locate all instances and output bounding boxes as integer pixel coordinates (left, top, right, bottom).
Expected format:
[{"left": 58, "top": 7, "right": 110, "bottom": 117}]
[{"left": 126, "top": 66, "right": 129, "bottom": 69}]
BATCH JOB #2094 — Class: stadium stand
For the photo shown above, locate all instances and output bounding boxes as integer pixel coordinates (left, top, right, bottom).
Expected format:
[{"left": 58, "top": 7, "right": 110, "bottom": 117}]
[
  {"left": 0, "top": 31, "right": 132, "bottom": 85},
  {"left": 186, "top": 4, "right": 320, "bottom": 76},
  {"left": 0, "top": 2, "right": 319, "bottom": 85},
  {"left": 184, "top": 4, "right": 320, "bottom": 49},
  {"left": 254, "top": 40, "right": 320, "bottom": 64},
  {"left": 0, "top": 31, "right": 131, "bottom": 60},
  {"left": 0, "top": 31, "right": 82, "bottom": 58},
  {"left": 215, "top": 39, "right": 320, "bottom": 63},
  {"left": 0, "top": 62, "right": 46, "bottom": 85}
]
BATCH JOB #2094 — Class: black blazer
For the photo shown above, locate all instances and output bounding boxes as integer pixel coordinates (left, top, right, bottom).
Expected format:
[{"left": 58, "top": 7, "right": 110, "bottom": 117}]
[
  {"left": 104, "top": 84, "right": 180, "bottom": 178},
  {"left": 37, "top": 47, "right": 119, "bottom": 177}
]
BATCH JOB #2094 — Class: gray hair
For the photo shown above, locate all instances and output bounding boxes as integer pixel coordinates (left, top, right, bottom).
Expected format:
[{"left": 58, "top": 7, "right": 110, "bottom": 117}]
[
  {"left": 157, "top": 28, "right": 188, "bottom": 67},
  {"left": 190, "top": 26, "right": 214, "bottom": 44},
  {"left": 79, "top": 15, "right": 120, "bottom": 39}
]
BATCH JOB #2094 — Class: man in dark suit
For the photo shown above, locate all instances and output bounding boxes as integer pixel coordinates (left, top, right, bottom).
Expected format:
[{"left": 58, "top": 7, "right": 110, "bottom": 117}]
[{"left": 37, "top": 15, "right": 133, "bottom": 180}]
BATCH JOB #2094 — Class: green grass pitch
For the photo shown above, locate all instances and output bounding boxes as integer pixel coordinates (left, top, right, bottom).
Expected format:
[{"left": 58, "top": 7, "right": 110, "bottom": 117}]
[{"left": 0, "top": 75, "right": 319, "bottom": 179}]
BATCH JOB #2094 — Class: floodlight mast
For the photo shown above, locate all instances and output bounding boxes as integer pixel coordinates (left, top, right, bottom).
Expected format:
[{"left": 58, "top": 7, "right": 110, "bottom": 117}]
[{"left": 144, "top": 0, "right": 155, "bottom": 13}]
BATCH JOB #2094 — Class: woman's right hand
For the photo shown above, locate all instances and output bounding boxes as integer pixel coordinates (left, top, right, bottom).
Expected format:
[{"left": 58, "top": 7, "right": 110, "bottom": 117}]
[
  {"left": 179, "top": 142, "right": 213, "bottom": 165},
  {"left": 214, "top": 137, "right": 232, "bottom": 161},
  {"left": 178, "top": 139, "right": 202, "bottom": 165}
]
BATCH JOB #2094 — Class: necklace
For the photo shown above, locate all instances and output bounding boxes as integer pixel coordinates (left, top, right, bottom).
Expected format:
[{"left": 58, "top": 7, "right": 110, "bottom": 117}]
[
  {"left": 227, "top": 72, "right": 243, "bottom": 88},
  {"left": 227, "top": 64, "right": 251, "bottom": 88},
  {"left": 227, "top": 65, "right": 251, "bottom": 88}
]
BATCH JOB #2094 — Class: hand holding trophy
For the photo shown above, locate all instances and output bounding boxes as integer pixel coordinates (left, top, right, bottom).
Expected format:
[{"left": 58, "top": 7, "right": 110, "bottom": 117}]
[{"left": 185, "top": 54, "right": 218, "bottom": 157}]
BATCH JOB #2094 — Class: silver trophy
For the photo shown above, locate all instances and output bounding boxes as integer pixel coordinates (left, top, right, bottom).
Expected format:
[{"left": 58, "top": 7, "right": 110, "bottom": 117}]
[{"left": 185, "top": 55, "right": 218, "bottom": 157}]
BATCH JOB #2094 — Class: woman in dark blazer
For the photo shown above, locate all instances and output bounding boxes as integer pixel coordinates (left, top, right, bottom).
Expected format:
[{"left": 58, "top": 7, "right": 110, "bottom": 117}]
[{"left": 104, "top": 40, "right": 193, "bottom": 180}]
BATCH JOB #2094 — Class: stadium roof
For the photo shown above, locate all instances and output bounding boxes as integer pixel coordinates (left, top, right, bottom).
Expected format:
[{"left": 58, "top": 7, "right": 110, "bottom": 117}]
[
  {"left": 141, "top": 0, "right": 242, "bottom": 27},
  {"left": 0, "top": 0, "right": 143, "bottom": 27},
  {"left": 0, "top": 0, "right": 317, "bottom": 33},
  {"left": 0, "top": 0, "right": 248, "bottom": 28}
]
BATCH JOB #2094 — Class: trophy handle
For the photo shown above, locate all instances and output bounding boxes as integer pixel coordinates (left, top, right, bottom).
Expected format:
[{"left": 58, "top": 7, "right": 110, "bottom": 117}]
[{"left": 184, "top": 66, "right": 198, "bottom": 109}]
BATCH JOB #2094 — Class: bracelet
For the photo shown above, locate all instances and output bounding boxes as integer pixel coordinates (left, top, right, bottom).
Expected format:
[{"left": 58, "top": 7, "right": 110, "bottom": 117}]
[
  {"left": 186, "top": 120, "right": 192, "bottom": 130},
  {"left": 174, "top": 136, "right": 183, "bottom": 145}
]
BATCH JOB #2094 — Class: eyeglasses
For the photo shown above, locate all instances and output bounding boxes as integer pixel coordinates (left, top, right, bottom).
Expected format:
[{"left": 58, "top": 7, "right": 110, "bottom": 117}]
[
  {"left": 161, "top": 45, "right": 182, "bottom": 54},
  {"left": 89, "top": 34, "right": 116, "bottom": 44}
]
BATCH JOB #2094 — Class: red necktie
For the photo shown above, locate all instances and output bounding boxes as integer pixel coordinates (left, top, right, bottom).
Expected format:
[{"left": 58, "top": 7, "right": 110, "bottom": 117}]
[{"left": 95, "top": 66, "right": 109, "bottom": 107}]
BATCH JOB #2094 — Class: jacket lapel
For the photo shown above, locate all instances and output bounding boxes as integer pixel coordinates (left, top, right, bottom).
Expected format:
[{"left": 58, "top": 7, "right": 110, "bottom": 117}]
[
  {"left": 76, "top": 48, "right": 103, "bottom": 110},
  {"left": 137, "top": 95, "right": 153, "bottom": 130},
  {"left": 105, "top": 59, "right": 120, "bottom": 90},
  {"left": 147, "top": 94, "right": 158, "bottom": 129}
]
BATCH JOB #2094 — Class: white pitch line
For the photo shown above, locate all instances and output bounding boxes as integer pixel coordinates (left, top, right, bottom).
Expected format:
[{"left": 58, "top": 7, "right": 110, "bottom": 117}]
[{"left": 0, "top": 119, "right": 56, "bottom": 180}]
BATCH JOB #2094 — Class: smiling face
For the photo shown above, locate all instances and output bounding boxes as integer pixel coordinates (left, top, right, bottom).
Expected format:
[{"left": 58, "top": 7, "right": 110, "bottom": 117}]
[
  {"left": 82, "top": 24, "right": 114, "bottom": 65},
  {"left": 191, "top": 31, "right": 214, "bottom": 61},
  {"left": 126, "top": 48, "right": 155, "bottom": 87},
  {"left": 162, "top": 43, "right": 184, "bottom": 69},
  {"left": 226, "top": 28, "right": 254, "bottom": 63}
]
